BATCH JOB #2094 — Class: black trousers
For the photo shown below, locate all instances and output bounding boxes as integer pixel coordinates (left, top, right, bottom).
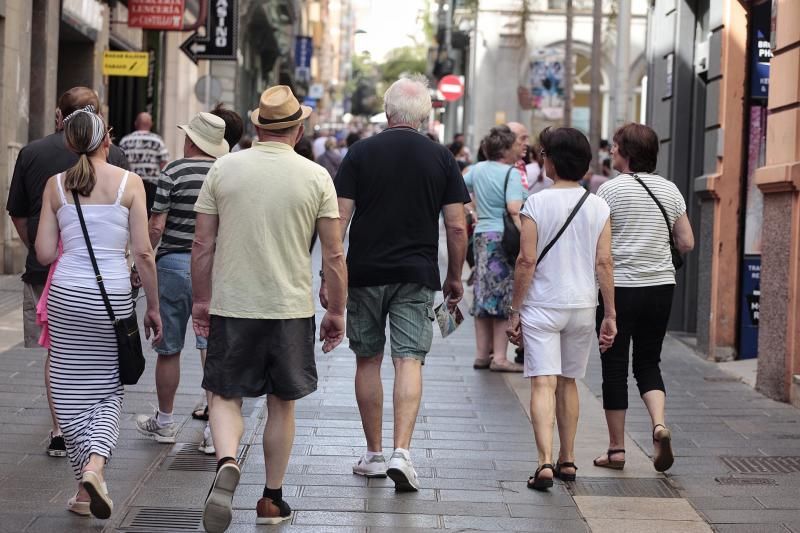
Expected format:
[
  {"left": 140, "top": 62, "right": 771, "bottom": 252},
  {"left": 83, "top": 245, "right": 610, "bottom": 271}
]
[
  {"left": 144, "top": 181, "right": 157, "bottom": 217},
  {"left": 596, "top": 285, "right": 674, "bottom": 410}
]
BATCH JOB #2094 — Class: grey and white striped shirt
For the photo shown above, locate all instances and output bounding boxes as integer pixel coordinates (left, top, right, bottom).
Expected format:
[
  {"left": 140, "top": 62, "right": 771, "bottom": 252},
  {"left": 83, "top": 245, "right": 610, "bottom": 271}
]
[{"left": 152, "top": 158, "right": 214, "bottom": 259}]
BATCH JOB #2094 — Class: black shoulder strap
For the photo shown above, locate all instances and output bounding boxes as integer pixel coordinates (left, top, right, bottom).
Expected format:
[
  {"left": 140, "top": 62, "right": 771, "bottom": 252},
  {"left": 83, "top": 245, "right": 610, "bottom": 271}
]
[
  {"left": 72, "top": 190, "right": 117, "bottom": 323},
  {"left": 503, "top": 166, "right": 513, "bottom": 196},
  {"left": 537, "top": 189, "right": 591, "bottom": 265},
  {"left": 632, "top": 174, "right": 675, "bottom": 248}
]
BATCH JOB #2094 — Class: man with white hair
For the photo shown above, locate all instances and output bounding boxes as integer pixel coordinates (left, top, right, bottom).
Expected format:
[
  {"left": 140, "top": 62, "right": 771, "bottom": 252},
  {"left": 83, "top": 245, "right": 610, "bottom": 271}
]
[{"left": 321, "top": 76, "right": 470, "bottom": 491}]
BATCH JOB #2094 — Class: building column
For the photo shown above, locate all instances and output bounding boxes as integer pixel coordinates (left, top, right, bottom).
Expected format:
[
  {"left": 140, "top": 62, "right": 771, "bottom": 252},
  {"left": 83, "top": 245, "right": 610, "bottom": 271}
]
[
  {"left": 692, "top": 0, "right": 747, "bottom": 361},
  {"left": 28, "top": 0, "right": 60, "bottom": 141},
  {"left": 754, "top": 0, "right": 800, "bottom": 406},
  {"left": 0, "top": 0, "right": 33, "bottom": 273}
]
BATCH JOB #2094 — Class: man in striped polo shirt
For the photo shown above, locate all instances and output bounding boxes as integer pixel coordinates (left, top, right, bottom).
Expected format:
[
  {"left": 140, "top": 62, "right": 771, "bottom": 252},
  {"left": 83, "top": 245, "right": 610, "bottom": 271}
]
[{"left": 135, "top": 112, "right": 229, "bottom": 454}]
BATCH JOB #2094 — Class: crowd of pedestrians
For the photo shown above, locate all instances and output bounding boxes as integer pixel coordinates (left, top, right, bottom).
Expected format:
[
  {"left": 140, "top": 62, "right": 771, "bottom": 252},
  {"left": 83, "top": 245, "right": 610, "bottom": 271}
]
[{"left": 5, "top": 76, "right": 694, "bottom": 530}]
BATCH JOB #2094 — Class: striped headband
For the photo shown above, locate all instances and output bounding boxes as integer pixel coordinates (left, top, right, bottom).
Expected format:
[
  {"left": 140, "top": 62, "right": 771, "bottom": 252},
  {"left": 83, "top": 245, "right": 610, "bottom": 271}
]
[{"left": 63, "top": 104, "right": 106, "bottom": 154}]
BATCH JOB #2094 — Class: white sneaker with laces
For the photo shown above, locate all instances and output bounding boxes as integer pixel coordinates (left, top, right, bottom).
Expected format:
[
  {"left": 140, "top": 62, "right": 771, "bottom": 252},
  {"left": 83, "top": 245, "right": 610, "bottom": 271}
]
[
  {"left": 352, "top": 454, "right": 387, "bottom": 478},
  {"left": 386, "top": 450, "right": 420, "bottom": 491},
  {"left": 135, "top": 413, "right": 177, "bottom": 443},
  {"left": 199, "top": 424, "right": 215, "bottom": 455}
]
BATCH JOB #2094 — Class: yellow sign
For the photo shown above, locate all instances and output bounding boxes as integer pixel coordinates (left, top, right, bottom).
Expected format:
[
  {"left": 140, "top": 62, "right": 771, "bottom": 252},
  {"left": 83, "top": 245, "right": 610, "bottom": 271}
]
[{"left": 102, "top": 51, "right": 149, "bottom": 78}]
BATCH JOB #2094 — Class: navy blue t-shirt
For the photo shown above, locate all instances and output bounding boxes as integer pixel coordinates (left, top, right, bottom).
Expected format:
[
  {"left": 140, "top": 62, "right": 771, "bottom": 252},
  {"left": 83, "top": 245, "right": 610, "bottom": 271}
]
[{"left": 334, "top": 127, "right": 470, "bottom": 290}]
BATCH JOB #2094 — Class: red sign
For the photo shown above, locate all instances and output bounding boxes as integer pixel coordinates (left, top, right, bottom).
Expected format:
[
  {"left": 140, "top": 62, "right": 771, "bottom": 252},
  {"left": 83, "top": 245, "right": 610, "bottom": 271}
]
[
  {"left": 128, "top": 0, "right": 185, "bottom": 31},
  {"left": 438, "top": 75, "right": 464, "bottom": 102}
]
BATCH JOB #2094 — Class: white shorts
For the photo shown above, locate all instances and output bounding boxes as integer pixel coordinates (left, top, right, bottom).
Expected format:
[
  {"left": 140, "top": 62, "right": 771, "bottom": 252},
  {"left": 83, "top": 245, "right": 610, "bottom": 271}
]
[{"left": 520, "top": 306, "right": 596, "bottom": 378}]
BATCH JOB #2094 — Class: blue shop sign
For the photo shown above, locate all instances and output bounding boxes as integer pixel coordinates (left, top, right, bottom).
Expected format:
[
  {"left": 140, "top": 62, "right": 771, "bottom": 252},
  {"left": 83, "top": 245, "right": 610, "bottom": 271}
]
[
  {"left": 750, "top": 1, "right": 772, "bottom": 100},
  {"left": 739, "top": 256, "right": 760, "bottom": 359}
]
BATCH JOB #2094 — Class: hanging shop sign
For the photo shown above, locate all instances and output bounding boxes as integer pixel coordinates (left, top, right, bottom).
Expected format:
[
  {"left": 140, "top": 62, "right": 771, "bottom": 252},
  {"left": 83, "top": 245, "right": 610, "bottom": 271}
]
[
  {"left": 102, "top": 51, "right": 150, "bottom": 77},
  {"left": 750, "top": 0, "right": 772, "bottom": 100},
  {"left": 526, "top": 47, "right": 566, "bottom": 120},
  {"left": 128, "top": 0, "right": 185, "bottom": 31},
  {"left": 294, "top": 36, "right": 313, "bottom": 83},
  {"left": 738, "top": 256, "right": 760, "bottom": 359},
  {"left": 180, "top": 0, "right": 238, "bottom": 64}
]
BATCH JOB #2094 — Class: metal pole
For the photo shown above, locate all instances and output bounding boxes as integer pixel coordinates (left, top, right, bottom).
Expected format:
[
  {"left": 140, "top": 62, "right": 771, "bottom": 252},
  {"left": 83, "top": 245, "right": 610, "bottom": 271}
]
[
  {"left": 589, "top": 0, "right": 603, "bottom": 171},
  {"left": 563, "top": 0, "right": 574, "bottom": 127},
  {"left": 613, "top": 0, "right": 631, "bottom": 129}
]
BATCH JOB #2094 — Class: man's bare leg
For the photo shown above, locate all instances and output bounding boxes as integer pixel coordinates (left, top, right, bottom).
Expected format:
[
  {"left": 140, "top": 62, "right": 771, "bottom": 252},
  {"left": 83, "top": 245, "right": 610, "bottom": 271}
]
[
  {"left": 392, "top": 357, "right": 423, "bottom": 451},
  {"left": 263, "top": 395, "right": 295, "bottom": 490},
  {"left": 355, "top": 355, "right": 384, "bottom": 452}
]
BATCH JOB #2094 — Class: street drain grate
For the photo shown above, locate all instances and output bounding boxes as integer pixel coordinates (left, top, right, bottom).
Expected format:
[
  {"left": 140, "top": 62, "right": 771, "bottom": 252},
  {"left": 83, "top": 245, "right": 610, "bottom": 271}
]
[
  {"left": 716, "top": 476, "right": 777, "bottom": 486},
  {"left": 567, "top": 477, "right": 680, "bottom": 498},
  {"left": 721, "top": 456, "right": 800, "bottom": 474},
  {"left": 120, "top": 507, "right": 202, "bottom": 531},
  {"left": 167, "top": 444, "right": 218, "bottom": 472},
  {"left": 703, "top": 375, "right": 741, "bottom": 382}
]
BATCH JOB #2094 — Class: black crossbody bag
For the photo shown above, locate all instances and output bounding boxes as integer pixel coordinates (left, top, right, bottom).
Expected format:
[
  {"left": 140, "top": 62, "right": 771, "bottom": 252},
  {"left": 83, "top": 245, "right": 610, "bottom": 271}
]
[
  {"left": 537, "top": 189, "right": 590, "bottom": 264},
  {"left": 632, "top": 174, "right": 684, "bottom": 270},
  {"left": 501, "top": 167, "right": 521, "bottom": 260},
  {"left": 72, "top": 191, "right": 145, "bottom": 385}
]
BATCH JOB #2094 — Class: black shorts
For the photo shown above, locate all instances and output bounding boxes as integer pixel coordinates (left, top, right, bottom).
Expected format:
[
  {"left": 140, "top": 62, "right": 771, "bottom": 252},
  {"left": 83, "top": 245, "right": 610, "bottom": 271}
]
[{"left": 202, "top": 315, "right": 317, "bottom": 401}]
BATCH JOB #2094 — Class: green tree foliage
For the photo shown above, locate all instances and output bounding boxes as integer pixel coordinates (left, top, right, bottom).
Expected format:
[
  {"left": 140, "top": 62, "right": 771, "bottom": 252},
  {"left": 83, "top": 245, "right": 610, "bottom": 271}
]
[{"left": 378, "top": 46, "right": 428, "bottom": 85}]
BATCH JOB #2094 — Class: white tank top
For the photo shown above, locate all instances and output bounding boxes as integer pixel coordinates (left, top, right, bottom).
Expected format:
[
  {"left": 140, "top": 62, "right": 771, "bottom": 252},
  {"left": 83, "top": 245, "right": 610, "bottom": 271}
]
[{"left": 52, "top": 172, "right": 132, "bottom": 293}]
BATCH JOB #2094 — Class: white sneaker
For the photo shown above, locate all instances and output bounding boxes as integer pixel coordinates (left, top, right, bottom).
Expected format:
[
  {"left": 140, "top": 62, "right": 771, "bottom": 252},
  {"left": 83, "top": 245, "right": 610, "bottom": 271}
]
[
  {"left": 352, "top": 454, "right": 387, "bottom": 478},
  {"left": 135, "top": 413, "right": 177, "bottom": 443},
  {"left": 386, "top": 450, "right": 420, "bottom": 492},
  {"left": 199, "top": 424, "right": 215, "bottom": 455}
]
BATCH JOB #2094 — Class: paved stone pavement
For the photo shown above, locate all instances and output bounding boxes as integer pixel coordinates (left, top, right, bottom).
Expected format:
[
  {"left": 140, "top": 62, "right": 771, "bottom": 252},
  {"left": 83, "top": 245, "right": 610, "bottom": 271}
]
[{"left": 0, "top": 258, "right": 799, "bottom": 532}]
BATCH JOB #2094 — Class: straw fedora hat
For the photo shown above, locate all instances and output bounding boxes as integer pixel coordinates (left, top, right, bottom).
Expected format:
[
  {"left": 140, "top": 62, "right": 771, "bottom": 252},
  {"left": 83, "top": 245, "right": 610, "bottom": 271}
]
[
  {"left": 250, "top": 85, "right": 312, "bottom": 130},
  {"left": 178, "top": 112, "right": 229, "bottom": 158}
]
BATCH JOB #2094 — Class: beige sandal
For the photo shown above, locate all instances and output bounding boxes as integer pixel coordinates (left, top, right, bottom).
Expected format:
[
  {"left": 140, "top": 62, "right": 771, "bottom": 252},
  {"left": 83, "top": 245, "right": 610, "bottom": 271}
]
[
  {"left": 67, "top": 493, "right": 90, "bottom": 516},
  {"left": 490, "top": 359, "right": 523, "bottom": 373},
  {"left": 81, "top": 471, "right": 113, "bottom": 519}
]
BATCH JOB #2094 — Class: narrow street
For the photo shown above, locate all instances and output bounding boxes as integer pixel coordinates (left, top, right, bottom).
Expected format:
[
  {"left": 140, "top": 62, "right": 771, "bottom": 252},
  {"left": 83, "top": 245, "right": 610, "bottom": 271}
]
[{"left": 0, "top": 236, "right": 799, "bottom": 533}]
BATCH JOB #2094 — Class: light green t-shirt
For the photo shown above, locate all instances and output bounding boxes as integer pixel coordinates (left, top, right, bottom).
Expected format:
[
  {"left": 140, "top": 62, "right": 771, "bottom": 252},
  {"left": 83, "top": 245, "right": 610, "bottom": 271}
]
[{"left": 194, "top": 141, "right": 339, "bottom": 319}]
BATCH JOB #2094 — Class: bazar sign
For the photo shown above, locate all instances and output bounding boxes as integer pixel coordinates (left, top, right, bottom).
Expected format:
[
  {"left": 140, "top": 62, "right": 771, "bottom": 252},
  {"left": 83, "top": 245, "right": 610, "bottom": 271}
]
[
  {"left": 128, "top": 0, "right": 185, "bottom": 31},
  {"left": 102, "top": 51, "right": 150, "bottom": 77}
]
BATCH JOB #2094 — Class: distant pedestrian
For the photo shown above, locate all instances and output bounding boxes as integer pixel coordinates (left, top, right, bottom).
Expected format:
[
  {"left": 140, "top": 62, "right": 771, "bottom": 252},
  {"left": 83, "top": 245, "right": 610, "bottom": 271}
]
[
  {"left": 294, "top": 136, "right": 314, "bottom": 161},
  {"left": 593, "top": 123, "right": 695, "bottom": 473},
  {"left": 340, "top": 131, "right": 362, "bottom": 157},
  {"left": 34, "top": 105, "right": 161, "bottom": 518},
  {"left": 6, "top": 86, "right": 129, "bottom": 458},
  {"left": 211, "top": 103, "right": 244, "bottom": 151},
  {"left": 324, "top": 76, "right": 469, "bottom": 491},
  {"left": 588, "top": 158, "right": 612, "bottom": 194},
  {"left": 118, "top": 112, "right": 169, "bottom": 215},
  {"left": 135, "top": 112, "right": 229, "bottom": 457},
  {"left": 193, "top": 85, "right": 347, "bottom": 532},
  {"left": 507, "top": 122, "right": 531, "bottom": 189},
  {"left": 463, "top": 125, "right": 525, "bottom": 372},
  {"left": 506, "top": 127, "right": 616, "bottom": 490},
  {"left": 315, "top": 137, "right": 343, "bottom": 178}
]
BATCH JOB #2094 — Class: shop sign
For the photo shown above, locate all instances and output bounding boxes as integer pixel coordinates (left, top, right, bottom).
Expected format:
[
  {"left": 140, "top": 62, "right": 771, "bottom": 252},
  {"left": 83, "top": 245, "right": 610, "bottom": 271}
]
[
  {"left": 102, "top": 51, "right": 150, "bottom": 77},
  {"left": 180, "top": 0, "right": 238, "bottom": 63},
  {"left": 750, "top": 0, "right": 772, "bottom": 100},
  {"left": 294, "top": 36, "right": 313, "bottom": 83},
  {"left": 738, "top": 256, "right": 760, "bottom": 359},
  {"left": 128, "top": 0, "right": 185, "bottom": 31}
]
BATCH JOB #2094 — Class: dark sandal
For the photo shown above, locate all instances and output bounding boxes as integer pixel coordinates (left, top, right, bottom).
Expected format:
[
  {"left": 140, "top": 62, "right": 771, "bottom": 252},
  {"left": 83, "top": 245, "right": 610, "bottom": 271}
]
[
  {"left": 473, "top": 357, "right": 492, "bottom": 369},
  {"left": 554, "top": 461, "right": 578, "bottom": 482},
  {"left": 192, "top": 405, "right": 209, "bottom": 421},
  {"left": 653, "top": 424, "right": 674, "bottom": 472},
  {"left": 593, "top": 448, "right": 626, "bottom": 470},
  {"left": 527, "top": 464, "right": 554, "bottom": 491}
]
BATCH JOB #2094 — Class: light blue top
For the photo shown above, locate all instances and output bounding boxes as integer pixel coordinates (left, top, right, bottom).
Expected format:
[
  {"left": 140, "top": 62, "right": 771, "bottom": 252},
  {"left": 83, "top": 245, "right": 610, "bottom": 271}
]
[{"left": 464, "top": 161, "right": 526, "bottom": 233}]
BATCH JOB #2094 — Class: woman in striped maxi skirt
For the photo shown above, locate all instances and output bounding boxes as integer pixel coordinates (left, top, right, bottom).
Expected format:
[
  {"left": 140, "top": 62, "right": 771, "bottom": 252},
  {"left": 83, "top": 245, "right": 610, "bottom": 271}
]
[{"left": 35, "top": 106, "right": 162, "bottom": 519}]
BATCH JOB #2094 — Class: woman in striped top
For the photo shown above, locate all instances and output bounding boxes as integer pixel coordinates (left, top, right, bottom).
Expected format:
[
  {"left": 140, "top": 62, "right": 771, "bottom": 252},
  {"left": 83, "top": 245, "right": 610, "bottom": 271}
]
[
  {"left": 35, "top": 106, "right": 162, "bottom": 519},
  {"left": 593, "top": 123, "right": 694, "bottom": 473}
]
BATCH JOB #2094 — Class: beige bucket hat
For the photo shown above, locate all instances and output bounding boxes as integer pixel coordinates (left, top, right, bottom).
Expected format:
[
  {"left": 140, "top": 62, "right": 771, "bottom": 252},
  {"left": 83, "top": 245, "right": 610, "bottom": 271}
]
[
  {"left": 178, "top": 112, "right": 229, "bottom": 158},
  {"left": 250, "top": 85, "right": 312, "bottom": 130}
]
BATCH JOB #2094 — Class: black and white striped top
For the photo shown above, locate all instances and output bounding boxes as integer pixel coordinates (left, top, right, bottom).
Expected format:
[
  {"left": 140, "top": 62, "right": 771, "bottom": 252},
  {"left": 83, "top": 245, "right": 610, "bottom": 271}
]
[
  {"left": 596, "top": 173, "right": 687, "bottom": 287},
  {"left": 152, "top": 158, "right": 214, "bottom": 258}
]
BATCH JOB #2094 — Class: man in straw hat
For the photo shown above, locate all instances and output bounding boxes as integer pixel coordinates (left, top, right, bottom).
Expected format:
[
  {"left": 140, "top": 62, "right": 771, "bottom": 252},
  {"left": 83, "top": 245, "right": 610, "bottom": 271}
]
[
  {"left": 192, "top": 86, "right": 347, "bottom": 532},
  {"left": 320, "top": 75, "right": 469, "bottom": 492},
  {"left": 135, "top": 112, "right": 228, "bottom": 458}
]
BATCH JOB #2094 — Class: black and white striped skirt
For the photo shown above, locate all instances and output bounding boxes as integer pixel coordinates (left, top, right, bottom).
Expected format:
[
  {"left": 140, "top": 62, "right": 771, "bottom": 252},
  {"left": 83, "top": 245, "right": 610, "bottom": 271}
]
[{"left": 47, "top": 283, "right": 133, "bottom": 480}]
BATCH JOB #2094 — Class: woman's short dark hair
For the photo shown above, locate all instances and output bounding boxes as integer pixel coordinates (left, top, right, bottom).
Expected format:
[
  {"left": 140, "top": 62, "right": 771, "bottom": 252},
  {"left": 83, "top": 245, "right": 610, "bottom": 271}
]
[
  {"left": 448, "top": 141, "right": 464, "bottom": 157},
  {"left": 482, "top": 125, "right": 516, "bottom": 161},
  {"left": 538, "top": 127, "right": 592, "bottom": 181},
  {"left": 613, "top": 123, "right": 659, "bottom": 173}
]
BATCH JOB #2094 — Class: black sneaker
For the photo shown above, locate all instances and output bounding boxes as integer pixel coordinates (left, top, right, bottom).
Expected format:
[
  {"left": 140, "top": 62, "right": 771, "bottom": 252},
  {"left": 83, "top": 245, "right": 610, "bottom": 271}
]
[
  {"left": 48, "top": 433, "right": 67, "bottom": 457},
  {"left": 514, "top": 346, "right": 524, "bottom": 365}
]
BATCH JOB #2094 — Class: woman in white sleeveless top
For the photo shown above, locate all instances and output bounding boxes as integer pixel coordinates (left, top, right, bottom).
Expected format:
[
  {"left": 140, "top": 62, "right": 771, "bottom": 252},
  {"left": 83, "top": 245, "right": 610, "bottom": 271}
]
[
  {"left": 35, "top": 106, "right": 162, "bottom": 519},
  {"left": 506, "top": 127, "right": 617, "bottom": 491}
]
